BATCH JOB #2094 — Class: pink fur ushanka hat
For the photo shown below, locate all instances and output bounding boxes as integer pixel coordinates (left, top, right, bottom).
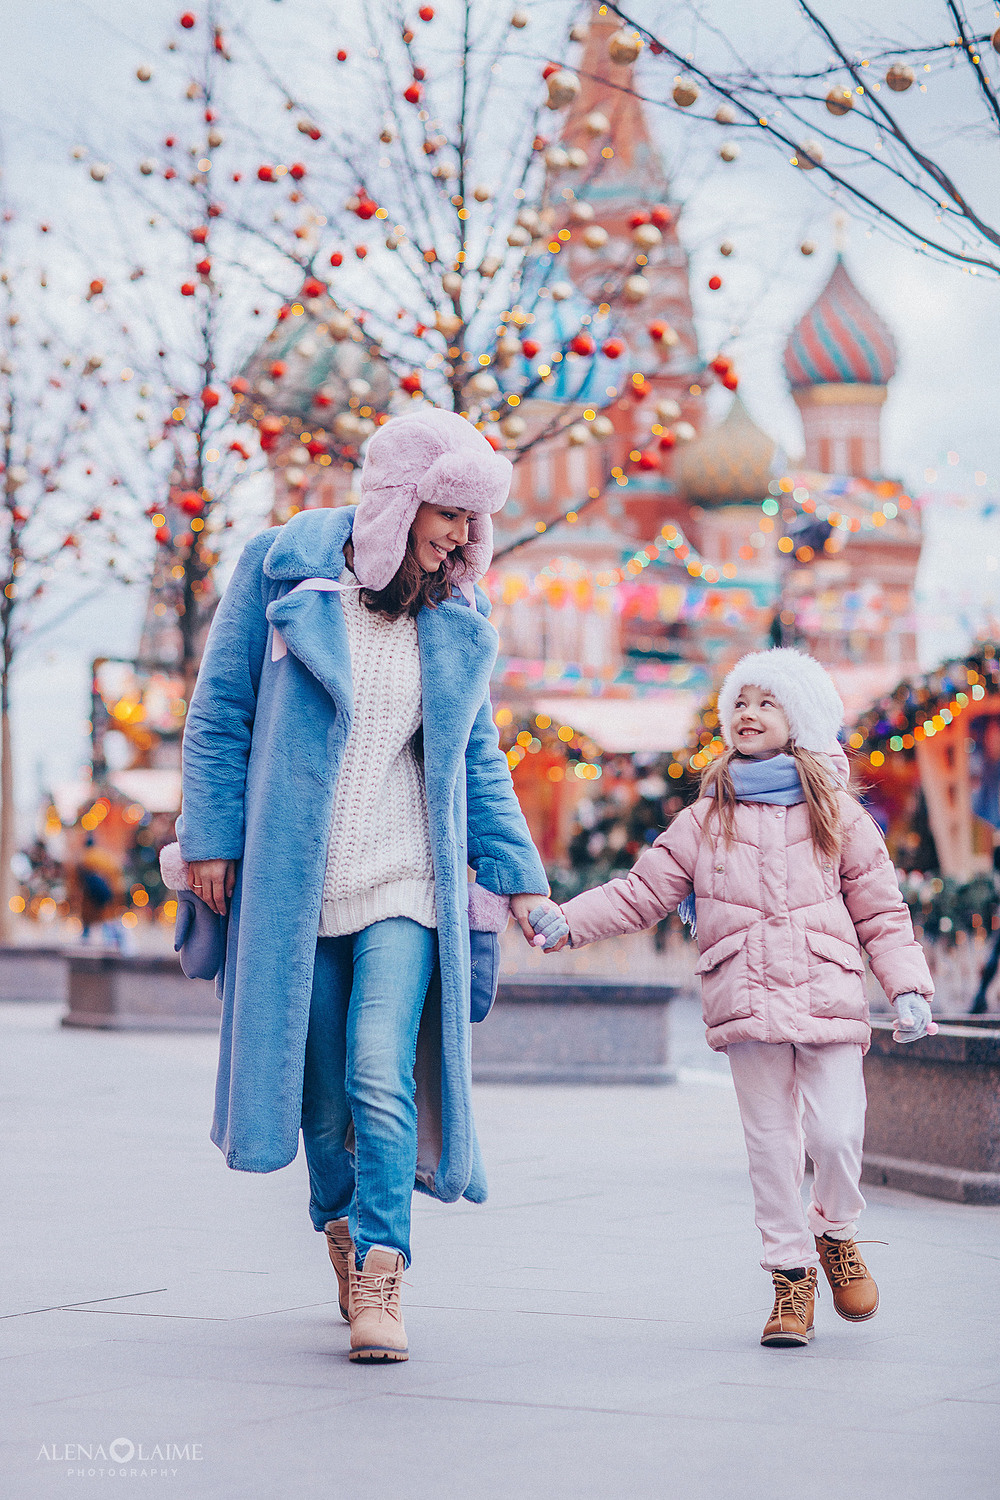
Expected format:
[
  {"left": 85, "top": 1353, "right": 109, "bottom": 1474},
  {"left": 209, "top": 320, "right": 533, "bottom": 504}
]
[{"left": 351, "top": 405, "right": 513, "bottom": 593}]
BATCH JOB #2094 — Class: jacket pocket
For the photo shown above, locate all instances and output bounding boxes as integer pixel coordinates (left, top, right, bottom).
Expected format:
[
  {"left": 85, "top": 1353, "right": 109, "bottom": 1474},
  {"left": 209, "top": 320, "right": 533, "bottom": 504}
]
[
  {"left": 805, "top": 929, "right": 867, "bottom": 1021},
  {"left": 695, "top": 928, "right": 752, "bottom": 1028}
]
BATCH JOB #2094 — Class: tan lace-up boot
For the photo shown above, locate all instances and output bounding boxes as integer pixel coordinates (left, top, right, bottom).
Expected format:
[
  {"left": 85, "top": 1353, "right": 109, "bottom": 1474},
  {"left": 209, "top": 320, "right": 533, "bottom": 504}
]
[
  {"left": 323, "top": 1219, "right": 353, "bottom": 1323},
  {"left": 348, "top": 1247, "right": 408, "bottom": 1363},
  {"left": 815, "top": 1234, "right": 879, "bottom": 1321},
  {"left": 760, "top": 1269, "right": 817, "bottom": 1348}
]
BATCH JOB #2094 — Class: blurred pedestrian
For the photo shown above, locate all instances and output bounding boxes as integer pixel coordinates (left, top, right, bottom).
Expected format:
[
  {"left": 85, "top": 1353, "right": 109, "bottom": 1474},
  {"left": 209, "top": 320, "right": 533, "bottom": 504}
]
[{"left": 69, "top": 837, "right": 130, "bottom": 951}]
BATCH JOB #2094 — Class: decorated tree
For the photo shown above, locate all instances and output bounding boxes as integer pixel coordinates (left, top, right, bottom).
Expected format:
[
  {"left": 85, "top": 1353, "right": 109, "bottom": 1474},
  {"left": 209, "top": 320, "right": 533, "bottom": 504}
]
[
  {"left": 603, "top": 1, "right": 1000, "bottom": 276},
  {"left": 0, "top": 215, "right": 135, "bottom": 937}
]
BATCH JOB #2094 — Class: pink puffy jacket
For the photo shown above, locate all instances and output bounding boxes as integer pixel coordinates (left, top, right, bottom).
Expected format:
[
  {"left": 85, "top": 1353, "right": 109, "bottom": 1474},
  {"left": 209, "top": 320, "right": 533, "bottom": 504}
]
[{"left": 562, "top": 791, "right": 933, "bottom": 1052}]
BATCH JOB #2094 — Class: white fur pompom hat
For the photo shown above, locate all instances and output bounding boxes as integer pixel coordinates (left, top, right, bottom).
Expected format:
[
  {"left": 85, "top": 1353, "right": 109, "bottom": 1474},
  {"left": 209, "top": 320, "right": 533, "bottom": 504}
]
[{"left": 717, "top": 648, "right": 845, "bottom": 753}]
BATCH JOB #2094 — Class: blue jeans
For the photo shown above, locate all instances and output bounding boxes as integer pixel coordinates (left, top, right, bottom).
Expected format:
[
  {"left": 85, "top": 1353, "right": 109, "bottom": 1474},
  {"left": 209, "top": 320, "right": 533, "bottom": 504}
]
[{"left": 301, "top": 917, "right": 437, "bottom": 1268}]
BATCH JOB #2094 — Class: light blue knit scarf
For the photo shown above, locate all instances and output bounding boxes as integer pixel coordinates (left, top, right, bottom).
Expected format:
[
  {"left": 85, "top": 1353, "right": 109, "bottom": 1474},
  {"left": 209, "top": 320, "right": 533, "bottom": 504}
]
[{"left": 677, "top": 754, "right": 804, "bottom": 937}]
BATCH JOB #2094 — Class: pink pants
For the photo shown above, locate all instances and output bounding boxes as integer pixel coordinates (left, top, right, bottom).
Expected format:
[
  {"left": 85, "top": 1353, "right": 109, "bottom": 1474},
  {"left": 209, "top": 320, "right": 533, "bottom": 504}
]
[{"left": 726, "top": 1040, "right": 867, "bottom": 1271}]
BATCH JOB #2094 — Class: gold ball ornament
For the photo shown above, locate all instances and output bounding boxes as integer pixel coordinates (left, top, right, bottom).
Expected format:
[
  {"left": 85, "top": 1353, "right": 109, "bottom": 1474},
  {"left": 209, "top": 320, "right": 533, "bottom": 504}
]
[
  {"left": 435, "top": 310, "right": 463, "bottom": 338},
  {"left": 714, "top": 104, "right": 736, "bottom": 124},
  {"left": 590, "top": 415, "right": 614, "bottom": 439},
  {"left": 139, "top": 159, "right": 156, "bottom": 176},
  {"left": 719, "top": 142, "right": 740, "bottom": 162},
  {"left": 516, "top": 207, "right": 542, "bottom": 235},
  {"left": 506, "top": 225, "right": 531, "bottom": 247},
  {"left": 800, "top": 240, "right": 816, "bottom": 256},
  {"left": 566, "top": 147, "right": 588, "bottom": 170},
  {"left": 633, "top": 222, "right": 662, "bottom": 249},
  {"left": 441, "top": 271, "right": 463, "bottom": 297},
  {"left": 495, "top": 335, "right": 522, "bottom": 367},
  {"left": 468, "top": 371, "right": 499, "bottom": 398},
  {"left": 583, "top": 110, "right": 610, "bottom": 136},
  {"left": 473, "top": 184, "right": 491, "bottom": 202},
  {"left": 500, "top": 414, "right": 525, "bottom": 438},
  {"left": 607, "top": 29, "right": 643, "bottom": 65},
  {"left": 546, "top": 70, "right": 581, "bottom": 110},
  {"left": 89, "top": 163, "right": 109, "bottom": 181},
  {"left": 825, "top": 86, "right": 854, "bottom": 116},
  {"left": 550, "top": 281, "right": 574, "bottom": 301},
  {"left": 623, "top": 274, "right": 651, "bottom": 303},
  {"left": 569, "top": 200, "right": 594, "bottom": 223},
  {"left": 567, "top": 423, "right": 591, "bottom": 446},
  {"left": 569, "top": 22, "right": 589, "bottom": 43},
  {"left": 886, "top": 63, "right": 915, "bottom": 92},
  {"left": 478, "top": 254, "right": 502, "bottom": 278},
  {"left": 656, "top": 398, "right": 681, "bottom": 422},
  {"left": 380, "top": 127, "right": 395, "bottom": 144},
  {"left": 993, "top": 27, "right": 1000, "bottom": 53},
  {"left": 795, "top": 140, "right": 824, "bottom": 170},
  {"left": 136, "top": 65, "right": 153, "bottom": 82},
  {"left": 719, "top": 240, "right": 734, "bottom": 256},
  {"left": 673, "top": 421, "right": 696, "bottom": 442},
  {"left": 207, "top": 128, "right": 224, "bottom": 147},
  {"left": 544, "top": 146, "right": 569, "bottom": 170},
  {"left": 583, "top": 224, "right": 608, "bottom": 249},
  {"left": 328, "top": 313, "right": 354, "bottom": 341},
  {"left": 509, "top": 8, "right": 528, "bottom": 28},
  {"left": 673, "top": 79, "right": 699, "bottom": 108}
]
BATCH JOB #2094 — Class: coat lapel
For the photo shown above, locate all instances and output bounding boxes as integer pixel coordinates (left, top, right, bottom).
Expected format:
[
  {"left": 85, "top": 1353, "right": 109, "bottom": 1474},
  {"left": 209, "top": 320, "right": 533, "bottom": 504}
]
[{"left": 265, "top": 587, "right": 353, "bottom": 715}]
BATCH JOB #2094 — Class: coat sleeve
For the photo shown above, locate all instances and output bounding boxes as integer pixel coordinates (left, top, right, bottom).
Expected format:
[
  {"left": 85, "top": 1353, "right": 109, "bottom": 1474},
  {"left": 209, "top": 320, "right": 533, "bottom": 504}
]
[
  {"left": 176, "top": 530, "right": 275, "bottom": 863},
  {"left": 839, "top": 805, "right": 934, "bottom": 1001},
  {"left": 465, "top": 694, "right": 549, "bottom": 897},
  {"left": 562, "top": 805, "right": 702, "bottom": 947}
]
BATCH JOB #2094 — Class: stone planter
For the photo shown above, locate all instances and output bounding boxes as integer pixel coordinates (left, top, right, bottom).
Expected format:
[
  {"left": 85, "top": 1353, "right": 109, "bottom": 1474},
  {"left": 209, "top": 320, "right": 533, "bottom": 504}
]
[
  {"left": 62, "top": 953, "right": 220, "bottom": 1031},
  {"left": 472, "top": 975, "right": 678, "bottom": 1085},
  {"left": 0, "top": 945, "right": 69, "bottom": 1003},
  {"left": 862, "top": 1018, "right": 1000, "bottom": 1204}
]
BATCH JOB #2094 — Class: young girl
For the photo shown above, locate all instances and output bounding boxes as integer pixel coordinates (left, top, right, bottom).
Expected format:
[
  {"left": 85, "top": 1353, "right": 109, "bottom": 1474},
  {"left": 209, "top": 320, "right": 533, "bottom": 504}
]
[{"left": 529, "top": 648, "right": 935, "bottom": 1348}]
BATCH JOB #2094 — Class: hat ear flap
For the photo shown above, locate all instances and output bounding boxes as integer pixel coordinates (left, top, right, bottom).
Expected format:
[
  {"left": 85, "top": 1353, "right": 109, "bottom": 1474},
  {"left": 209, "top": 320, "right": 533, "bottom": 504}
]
[{"left": 451, "top": 512, "right": 493, "bottom": 592}]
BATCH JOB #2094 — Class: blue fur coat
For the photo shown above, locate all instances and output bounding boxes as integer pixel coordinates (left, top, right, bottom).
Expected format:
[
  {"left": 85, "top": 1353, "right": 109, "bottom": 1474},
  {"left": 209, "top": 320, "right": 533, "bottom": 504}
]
[{"left": 177, "top": 506, "right": 547, "bottom": 1203}]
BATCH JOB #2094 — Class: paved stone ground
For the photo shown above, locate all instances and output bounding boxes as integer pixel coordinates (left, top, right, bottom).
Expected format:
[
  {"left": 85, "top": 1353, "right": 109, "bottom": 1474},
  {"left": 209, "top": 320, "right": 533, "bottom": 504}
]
[{"left": 2, "top": 998, "right": 998, "bottom": 1500}]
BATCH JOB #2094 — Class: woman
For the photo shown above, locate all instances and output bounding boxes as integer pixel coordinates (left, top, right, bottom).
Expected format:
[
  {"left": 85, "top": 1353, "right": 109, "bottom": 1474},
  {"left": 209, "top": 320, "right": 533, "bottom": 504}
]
[{"left": 178, "top": 406, "right": 552, "bottom": 1363}]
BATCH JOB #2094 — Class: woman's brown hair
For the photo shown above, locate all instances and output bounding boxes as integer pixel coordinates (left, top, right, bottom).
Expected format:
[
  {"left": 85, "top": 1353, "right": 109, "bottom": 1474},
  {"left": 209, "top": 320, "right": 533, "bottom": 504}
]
[
  {"left": 355, "top": 538, "right": 469, "bottom": 620},
  {"left": 700, "top": 744, "right": 851, "bottom": 861}
]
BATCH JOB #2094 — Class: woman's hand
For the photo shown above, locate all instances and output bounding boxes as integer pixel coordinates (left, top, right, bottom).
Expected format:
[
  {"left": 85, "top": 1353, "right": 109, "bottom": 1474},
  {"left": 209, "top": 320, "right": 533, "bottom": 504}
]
[
  {"left": 510, "top": 893, "right": 568, "bottom": 949},
  {"left": 188, "top": 859, "right": 235, "bottom": 916}
]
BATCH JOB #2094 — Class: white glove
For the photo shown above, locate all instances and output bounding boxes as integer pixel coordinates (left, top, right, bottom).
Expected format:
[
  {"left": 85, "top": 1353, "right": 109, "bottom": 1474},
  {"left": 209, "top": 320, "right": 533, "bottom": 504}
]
[
  {"left": 528, "top": 904, "right": 570, "bottom": 951},
  {"left": 891, "top": 992, "right": 938, "bottom": 1043}
]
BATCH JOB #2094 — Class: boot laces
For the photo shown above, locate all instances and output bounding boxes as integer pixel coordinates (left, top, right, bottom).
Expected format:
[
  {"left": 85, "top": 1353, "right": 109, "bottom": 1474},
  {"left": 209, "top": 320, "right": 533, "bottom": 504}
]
[
  {"left": 771, "top": 1271, "right": 815, "bottom": 1323},
  {"left": 822, "top": 1238, "right": 869, "bottom": 1287},
  {"left": 353, "top": 1267, "right": 403, "bottom": 1322}
]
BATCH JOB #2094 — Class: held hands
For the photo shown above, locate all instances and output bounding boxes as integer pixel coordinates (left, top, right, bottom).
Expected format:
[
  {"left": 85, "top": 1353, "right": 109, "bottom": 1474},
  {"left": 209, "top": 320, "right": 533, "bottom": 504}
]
[
  {"left": 527, "top": 902, "right": 570, "bottom": 953},
  {"left": 891, "top": 991, "right": 938, "bottom": 1044},
  {"left": 187, "top": 859, "right": 236, "bottom": 916}
]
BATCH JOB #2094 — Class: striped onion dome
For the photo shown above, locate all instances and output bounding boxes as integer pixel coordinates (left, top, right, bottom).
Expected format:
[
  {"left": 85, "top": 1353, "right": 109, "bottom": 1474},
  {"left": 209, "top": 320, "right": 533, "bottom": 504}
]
[{"left": 784, "top": 256, "right": 897, "bottom": 388}]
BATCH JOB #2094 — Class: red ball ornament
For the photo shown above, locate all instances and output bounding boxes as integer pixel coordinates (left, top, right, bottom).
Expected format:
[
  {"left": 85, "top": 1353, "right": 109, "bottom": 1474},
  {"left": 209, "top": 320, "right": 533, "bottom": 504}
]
[
  {"left": 155, "top": 526, "right": 173, "bottom": 545},
  {"left": 89, "top": 279, "right": 104, "bottom": 296},
  {"left": 629, "top": 210, "right": 651, "bottom": 228},
  {"left": 86, "top": 509, "right": 102, "bottom": 523},
  {"left": 638, "top": 450, "right": 659, "bottom": 471},
  {"left": 330, "top": 251, "right": 344, "bottom": 267},
  {"left": 708, "top": 275, "right": 722, "bottom": 290},
  {"left": 289, "top": 162, "right": 306, "bottom": 180},
  {"left": 195, "top": 258, "right": 211, "bottom": 275},
  {"left": 722, "top": 371, "right": 739, "bottom": 391},
  {"left": 355, "top": 244, "right": 368, "bottom": 259},
  {"left": 201, "top": 387, "right": 220, "bottom": 408},
  {"left": 356, "top": 200, "right": 376, "bottom": 220},
  {"left": 404, "top": 82, "right": 422, "bottom": 104},
  {"left": 204, "top": 108, "right": 216, "bottom": 123},
  {"left": 207, "top": 202, "right": 222, "bottom": 218},
  {"left": 231, "top": 172, "right": 242, "bottom": 182},
  {"left": 419, "top": 5, "right": 435, "bottom": 18},
  {"left": 180, "top": 281, "right": 196, "bottom": 296},
  {"left": 229, "top": 441, "right": 250, "bottom": 459},
  {"left": 710, "top": 355, "right": 731, "bottom": 375},
  {"left": 179, "top": 11, "right": 196, "bottom": 28},
  {"left": 400, "top": 372, "right": 422, "bottom": 393},
  {"left": 336, "top": 48, "right": 348, "bottom": 62},
  {"left": 257, "top": 164, "right": 275, "bottom": 182},
  {"left": 164, "top": 168, "right": 177, "bottom": 180},
  {"left": 521, "top": 339, "right": 541, "bottom": 358},
  {"left": 650, "top": 205, "right": 672, "bottom": 228},
  {"left": 276, "top": 304, "right": 291, "bottom": 320},
  {"left": 485, "top": 433, "right": 501, "bottom": 451},
  {"left": 570, "top": 332, "right": 596, "bottom": 356},
  {"left": 648, "top": 321, "right": 668, "bottom": 341},
  {"left": 542, "top": 63, "right": 560, "bottom": 79},
  {"left": 230, "top": 377, "right": 250, "bottom": 394},
  {"left": 190, "top": 225, "right": 208, "bottom": 243},
  {"left": 270, "top": 361, "right": 287, "bottom": 380},
  {"left": 412, "top": 66, "right": 426, "bottom": 81},
  {"left": 306, "top": 439, "right": 328, "bottom": 457},
  {"left": 302, "top": 276, "right": 326, "bottom": 299},
  {"left": 179, "top": 491, "right": 204, "bottom": 515},
  {"left": 658, "top": 431, "right": 677, "bottom": 451},
  {"left": 164, "top": 136, "right": 176, "bottom": 149},
  {"left": 313, "top": 392, "right": 333, "bottom": 408},
  {"left": 601, "top": 339, "right": 624, "bottom": 359}
]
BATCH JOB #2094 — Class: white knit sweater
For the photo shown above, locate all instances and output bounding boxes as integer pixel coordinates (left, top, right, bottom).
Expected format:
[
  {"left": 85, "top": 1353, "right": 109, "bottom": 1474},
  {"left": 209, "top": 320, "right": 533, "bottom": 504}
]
[{"left": 318, "top": 573, "right": 436, "bottom": 937}]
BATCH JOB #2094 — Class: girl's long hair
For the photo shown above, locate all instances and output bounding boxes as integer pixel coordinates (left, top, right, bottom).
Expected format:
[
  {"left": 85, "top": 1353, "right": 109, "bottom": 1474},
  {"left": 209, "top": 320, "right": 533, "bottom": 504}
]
[
  {"left": 700, "top": 744, "right": 849, "bottom": 861},
  {"left": 359, "top": 538, "right": 469, "bottom": 620}
]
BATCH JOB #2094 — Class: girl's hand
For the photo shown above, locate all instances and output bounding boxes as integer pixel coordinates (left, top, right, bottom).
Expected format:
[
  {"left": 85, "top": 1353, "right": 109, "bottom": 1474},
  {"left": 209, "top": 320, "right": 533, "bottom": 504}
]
[
  {"left": 510, "top": 893, "right": 561, "bottom": 946},
  {"left": 891, "top": 992, "right": 938, "bottom": 1043},
  {"left": 188, "top": 859, "right": 235, "bottom": 916},
  {"left": 528, "top": 904, "right": 570, "bottom": 952}
]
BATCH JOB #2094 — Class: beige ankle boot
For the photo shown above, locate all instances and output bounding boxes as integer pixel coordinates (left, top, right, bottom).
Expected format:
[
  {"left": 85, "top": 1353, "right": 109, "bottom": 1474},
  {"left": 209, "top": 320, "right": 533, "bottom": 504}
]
[
  {"left": 348, "top": 1247, "right": 408, "bottom": 1363},
  {"left": 815, "top": 1235, "right": 879, "bottom": 1321},
  {"left": 323, "top": 1219, "right": 353, "bottom": 1323},
  {"left": 760, "top": 1268, "right": 817, "bottom": 1347}
]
